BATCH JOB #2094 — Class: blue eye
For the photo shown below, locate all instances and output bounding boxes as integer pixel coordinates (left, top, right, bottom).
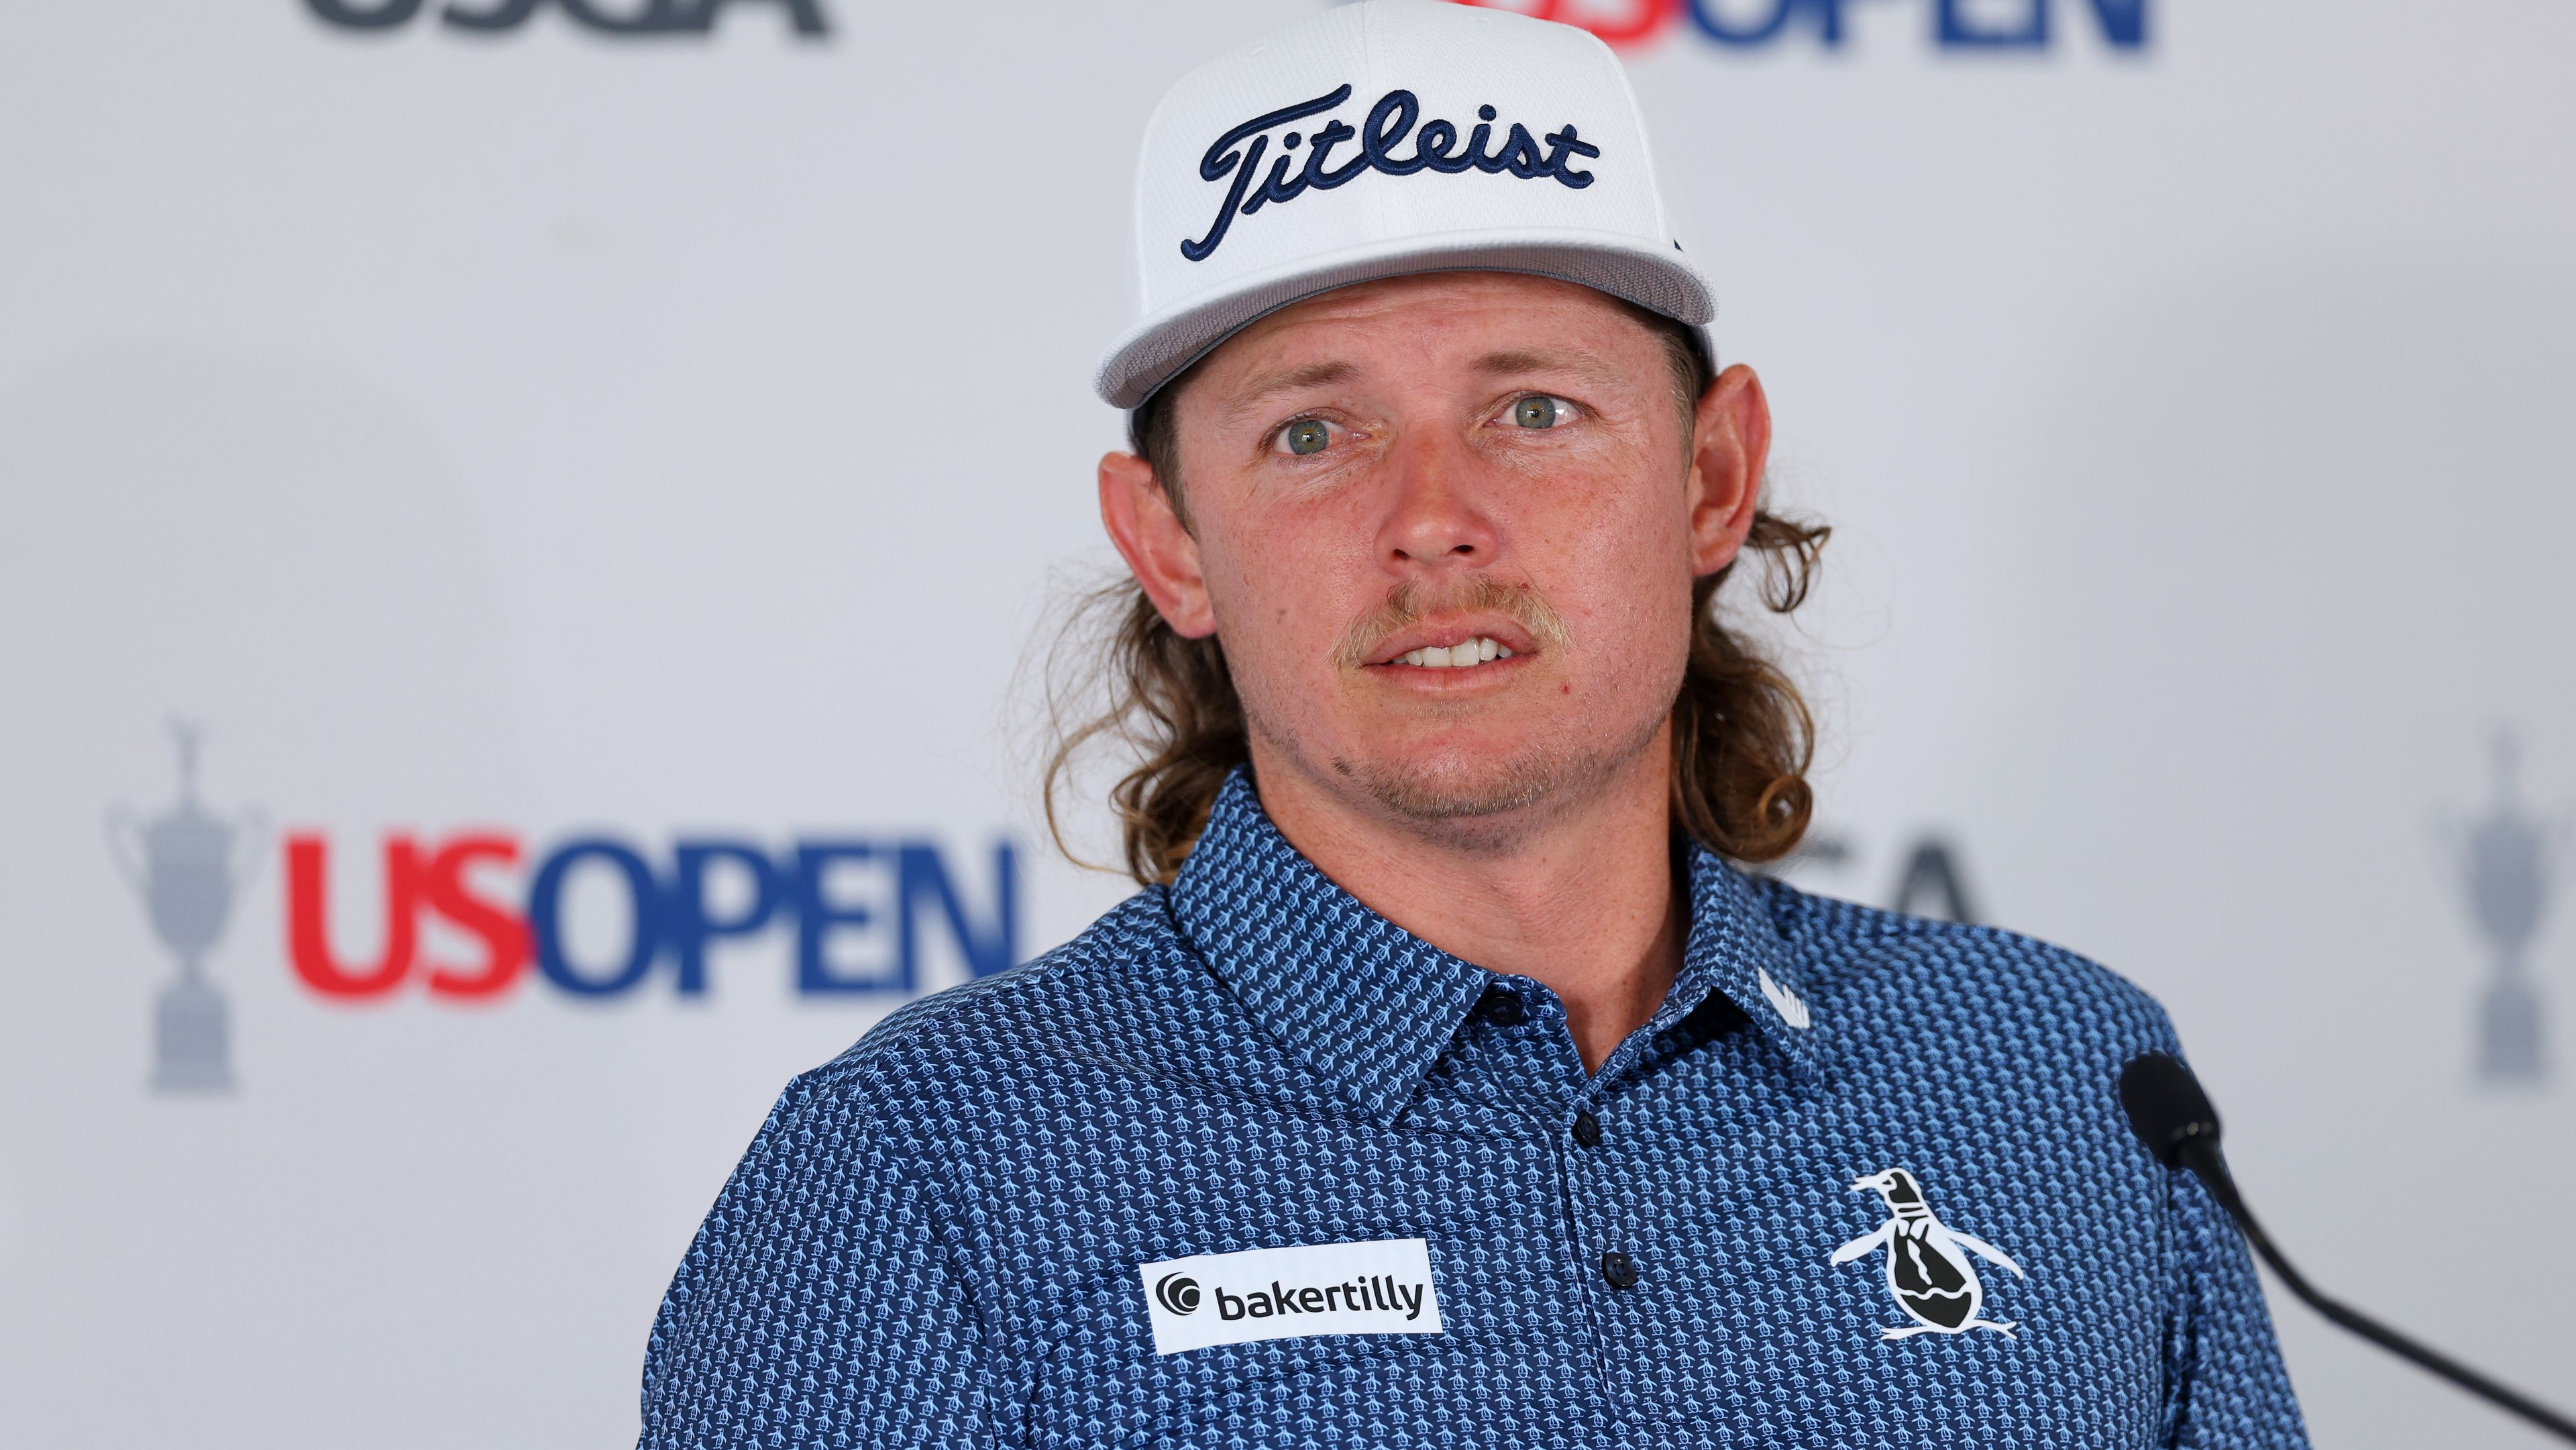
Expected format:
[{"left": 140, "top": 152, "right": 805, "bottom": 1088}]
[
  {"left": 1278, "top": 418, "right": 1332, "bottom": 455},
  {"left": 1513, "top": 396, "right": 1573, "bottom": 429}
]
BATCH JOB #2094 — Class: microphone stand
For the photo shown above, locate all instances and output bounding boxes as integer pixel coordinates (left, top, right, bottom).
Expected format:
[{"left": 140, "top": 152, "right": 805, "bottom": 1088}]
[{"left": 2175, "top": 1137, "right": 2576, "bottom": 1444}]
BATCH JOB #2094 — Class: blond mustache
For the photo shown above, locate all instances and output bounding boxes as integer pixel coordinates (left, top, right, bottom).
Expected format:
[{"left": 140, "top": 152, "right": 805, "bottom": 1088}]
[{"left": 1330, "top": 575, "right": 1573, "bottom": 672}]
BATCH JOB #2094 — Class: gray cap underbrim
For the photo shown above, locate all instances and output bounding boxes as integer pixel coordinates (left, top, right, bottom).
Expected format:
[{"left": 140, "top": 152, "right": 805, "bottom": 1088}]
[{"left": 1095, "top": 229, "right": 1717, "bottom": 410}]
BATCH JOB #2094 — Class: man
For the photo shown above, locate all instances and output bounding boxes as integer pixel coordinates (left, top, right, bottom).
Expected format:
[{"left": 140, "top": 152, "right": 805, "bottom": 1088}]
[{"left": 639, "top": 4, "right": 2308, "bottom": 1446}]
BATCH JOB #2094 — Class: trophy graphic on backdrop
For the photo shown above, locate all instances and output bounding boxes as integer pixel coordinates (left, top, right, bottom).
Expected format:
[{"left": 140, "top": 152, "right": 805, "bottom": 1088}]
[
  {"left": 107, "top": 719, "right": 265, "bottom": 1093},
  {"left": 2445, "top": 729, "right": 2559, "bottom": 1087}
]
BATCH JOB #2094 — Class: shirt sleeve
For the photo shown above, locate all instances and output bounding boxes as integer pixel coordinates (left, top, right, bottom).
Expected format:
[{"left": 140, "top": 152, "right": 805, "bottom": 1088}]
[
  {"left": 2162, "top": 1153, "right": 2311, "bottom": 1449},
  {"left": 638, "top": 1072, "right": 1003, "bottom": 1450}
]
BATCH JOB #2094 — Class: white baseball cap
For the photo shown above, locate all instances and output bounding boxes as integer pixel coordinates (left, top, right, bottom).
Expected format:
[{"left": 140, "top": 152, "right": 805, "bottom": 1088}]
[{"left": 1095, "top": 0, "right": 1715, "bottom": 410}]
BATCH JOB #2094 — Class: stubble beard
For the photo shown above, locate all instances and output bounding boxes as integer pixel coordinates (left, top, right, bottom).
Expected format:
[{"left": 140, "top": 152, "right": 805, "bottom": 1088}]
[
  {"left": 1244, "top": 572, "right": 1670, "bottom": 852},
  {"left": 1247, "top": 691, "right": 1672, "bottom": 855}
]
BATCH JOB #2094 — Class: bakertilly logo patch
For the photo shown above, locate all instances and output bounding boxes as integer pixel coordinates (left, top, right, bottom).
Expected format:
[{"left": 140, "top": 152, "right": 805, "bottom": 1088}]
[
  {"left": 1181, "top": 85, "right": 1602, "bottom": 262},
  {"left": 1138, "top": 1237, "right": 1444, "bottom": 1355}
]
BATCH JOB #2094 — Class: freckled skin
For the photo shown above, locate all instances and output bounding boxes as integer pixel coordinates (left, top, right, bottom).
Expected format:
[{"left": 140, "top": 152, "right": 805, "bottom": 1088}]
[{"left": 1099, "top": 272, "right": 1771, "bottom": 1070}]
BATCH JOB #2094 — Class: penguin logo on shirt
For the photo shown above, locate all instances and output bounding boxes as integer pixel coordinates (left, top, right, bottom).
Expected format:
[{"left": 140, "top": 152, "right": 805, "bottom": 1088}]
[{"left": 1829, "top": 1168, "right": 2027, "bottom": 1340}]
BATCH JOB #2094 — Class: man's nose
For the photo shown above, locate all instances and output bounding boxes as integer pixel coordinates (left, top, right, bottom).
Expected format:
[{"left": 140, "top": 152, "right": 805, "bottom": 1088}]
[{"left": 1373, "top": 429, "right": 1499, "bottom": 574}]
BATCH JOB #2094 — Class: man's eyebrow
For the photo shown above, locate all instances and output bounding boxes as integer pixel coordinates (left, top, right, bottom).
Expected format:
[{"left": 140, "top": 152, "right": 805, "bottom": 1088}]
[
  {"left": 1471, "top": 348, "right": 1617, "bottom": 382},
  {"left": 1216, "top": 360, "right": 1359, "bottom": 421}
]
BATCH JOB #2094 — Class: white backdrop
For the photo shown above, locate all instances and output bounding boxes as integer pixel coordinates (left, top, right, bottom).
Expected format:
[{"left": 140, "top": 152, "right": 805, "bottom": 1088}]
[{"left": 3, "top": 2, "right": 2572, "bottom": 1445}]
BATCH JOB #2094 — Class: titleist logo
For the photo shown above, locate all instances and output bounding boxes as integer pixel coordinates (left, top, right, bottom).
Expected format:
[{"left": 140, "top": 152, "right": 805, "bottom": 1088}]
[{"left": 1183, "top": 85, "right": 1601, "bottom": 262}]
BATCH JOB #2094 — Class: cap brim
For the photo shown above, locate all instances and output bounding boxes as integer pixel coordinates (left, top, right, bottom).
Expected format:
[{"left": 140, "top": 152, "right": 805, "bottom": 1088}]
[{"left": 1093, "top": 228, "right": 1716, "bottom": 409}]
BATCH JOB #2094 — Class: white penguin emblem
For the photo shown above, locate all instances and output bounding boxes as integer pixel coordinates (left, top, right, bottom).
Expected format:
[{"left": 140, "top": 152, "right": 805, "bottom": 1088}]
[{"left": 1829, "top": 1168, "right": 2026, "bottom": 1340}]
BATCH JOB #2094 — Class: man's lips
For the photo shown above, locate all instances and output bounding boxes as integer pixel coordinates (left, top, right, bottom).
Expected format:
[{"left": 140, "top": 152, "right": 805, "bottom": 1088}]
[{"left": 1361, "top": 617, "right": 1544, "bottom": 668}]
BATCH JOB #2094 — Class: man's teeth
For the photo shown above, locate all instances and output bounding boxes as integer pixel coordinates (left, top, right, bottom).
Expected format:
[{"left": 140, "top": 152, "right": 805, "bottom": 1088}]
[{"left": 1397, "top": 637, "right": 1513, "bottom": 668}]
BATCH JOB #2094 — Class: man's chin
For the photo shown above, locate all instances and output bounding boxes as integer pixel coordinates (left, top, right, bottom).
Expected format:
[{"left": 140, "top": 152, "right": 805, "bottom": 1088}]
[
  {"left": 1246, "top": 692, "right": 1666, "bottom": 847},
  {"left": 1333, "top": 750, "right": 1574, "bottom": 825}
]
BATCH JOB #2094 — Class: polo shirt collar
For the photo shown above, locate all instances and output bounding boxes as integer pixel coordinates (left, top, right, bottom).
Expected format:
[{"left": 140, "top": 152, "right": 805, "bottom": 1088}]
[
  {"left": 1169, "top": 772, "right": 1495, "bottom": 1121},
  {"left": 1167, "top": 770, "right": 1824, "bottom": 1121},
  {"left": 1673, "top": 843, "right": 1826, "bottom": 1084}
]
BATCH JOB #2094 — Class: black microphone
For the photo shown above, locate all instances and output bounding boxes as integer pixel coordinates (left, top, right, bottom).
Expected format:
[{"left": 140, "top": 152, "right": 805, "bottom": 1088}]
[{"left": 2119, "top": 1052, "right": 2576, "bottom": 1443}]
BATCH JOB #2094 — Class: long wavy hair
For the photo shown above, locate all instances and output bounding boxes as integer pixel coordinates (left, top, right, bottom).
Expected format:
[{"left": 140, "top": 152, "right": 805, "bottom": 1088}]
[{"left": 1042, "top": 309, "right": 1828, "bottom": 885}]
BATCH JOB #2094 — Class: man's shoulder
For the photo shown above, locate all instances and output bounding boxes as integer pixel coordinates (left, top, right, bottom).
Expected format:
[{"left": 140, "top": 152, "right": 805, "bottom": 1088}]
[
  {"left": 1752, "top": 874, "right": 2181, "bottom": 1056},
  {"left": 788, "top": 887, "right": 1232, "bottom": 1117}
]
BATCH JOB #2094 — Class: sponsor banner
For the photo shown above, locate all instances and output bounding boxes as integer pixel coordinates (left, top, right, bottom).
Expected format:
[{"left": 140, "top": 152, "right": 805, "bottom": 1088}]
[
  {"left": 303, "top": 0, "right": 832, "bottom": 36},
  {"left": 281, "top": 829, "right": 1017, "bottom": 1002},
  {"left": 1454, "top": 0, "right": 2146, "bottom": 52}
]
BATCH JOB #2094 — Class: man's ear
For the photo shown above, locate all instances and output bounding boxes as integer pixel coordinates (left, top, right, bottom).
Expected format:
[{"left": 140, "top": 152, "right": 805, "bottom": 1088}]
[
  {"left": 1685, "top": 363, "right": 1772, "bottom": 578},
  {"left": 1099, "top": 450, "right": 1218, "bottom": 639}
]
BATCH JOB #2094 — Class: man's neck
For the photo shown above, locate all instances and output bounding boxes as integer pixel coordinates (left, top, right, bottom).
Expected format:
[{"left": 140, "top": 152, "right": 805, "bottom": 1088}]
[{"left": 1246, "top": 738, "right": 1684, "bottom": 1075}]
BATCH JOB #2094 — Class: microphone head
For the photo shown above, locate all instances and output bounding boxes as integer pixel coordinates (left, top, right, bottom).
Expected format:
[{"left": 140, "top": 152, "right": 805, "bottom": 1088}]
[{"left": 2121, "top": 1051, "right": 2222, "bottom": 1167}]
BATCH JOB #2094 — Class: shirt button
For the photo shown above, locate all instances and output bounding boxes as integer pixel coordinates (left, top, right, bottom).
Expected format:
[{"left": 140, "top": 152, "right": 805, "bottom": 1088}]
[
  {"left": 1571, "top": 1110, "right": 1603, "bottom": 1147},
  {"left": 1477, "top": 987, "right": 1525, "bottom": 1027},
  {"left": 1601, "top": 1251, "right": 1639, "bottom": 1290}
]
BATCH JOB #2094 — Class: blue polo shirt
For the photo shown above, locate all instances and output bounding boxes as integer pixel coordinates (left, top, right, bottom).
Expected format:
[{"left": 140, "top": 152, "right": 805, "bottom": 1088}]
[{"left": 639, "top": 771, "right": 2306, "bottom": 1448}]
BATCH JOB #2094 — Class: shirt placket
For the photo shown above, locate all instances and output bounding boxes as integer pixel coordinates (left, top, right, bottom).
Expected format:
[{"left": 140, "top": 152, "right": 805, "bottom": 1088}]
[
  {"left": 1564, "top": 984, "right": 1730, "bottom": 1437},
  {"left": 1453, "top": 976, "right": 1722, "bottom": 1436},
  {"left": 1417, "top": 978, "right": 1629, "bottom": 1434}
]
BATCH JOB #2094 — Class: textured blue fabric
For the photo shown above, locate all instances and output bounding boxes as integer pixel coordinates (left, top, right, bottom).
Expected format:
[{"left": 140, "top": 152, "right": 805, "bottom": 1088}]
[{"left": 639, "top": 770, "right": 2307, "bottom": 1448}]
